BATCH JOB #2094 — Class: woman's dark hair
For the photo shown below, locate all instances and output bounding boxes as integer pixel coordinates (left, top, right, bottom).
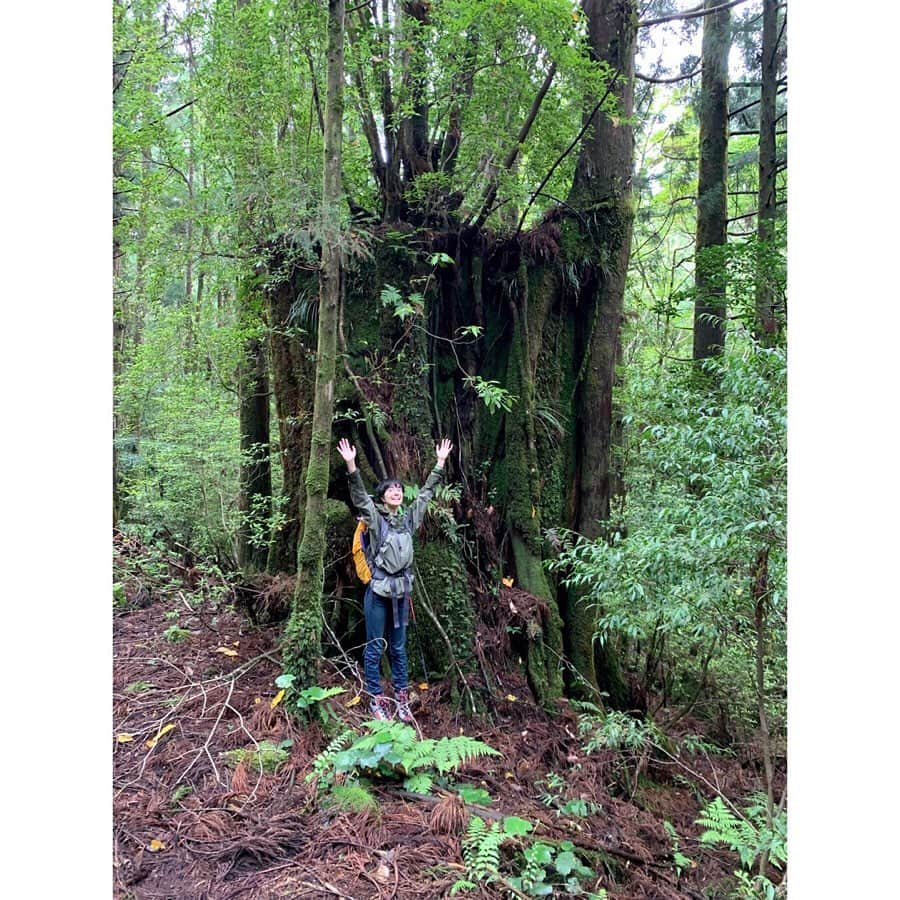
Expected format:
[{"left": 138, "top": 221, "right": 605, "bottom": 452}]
[{"left": 375, "top": 478, "right": 403, "bottom": 500}]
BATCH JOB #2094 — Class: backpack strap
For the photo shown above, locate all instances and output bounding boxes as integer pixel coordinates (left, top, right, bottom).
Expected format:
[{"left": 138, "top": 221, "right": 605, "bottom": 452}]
[{"left": 365, "top": 511, "right": 388, "bottom": 571}]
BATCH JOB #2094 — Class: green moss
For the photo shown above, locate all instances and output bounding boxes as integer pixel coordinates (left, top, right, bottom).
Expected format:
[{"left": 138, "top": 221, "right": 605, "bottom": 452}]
[
  {"left": 323, "top": 783, "right": 380, "bottom": 816},
  {"left": 223, "top": 740, "right": 290, "bottom": 774},
  {"left": 410, "top": 541, "right": 474, "bottom": 679},
  {"left": 558, "top": 200, "right": 632, "bottom": 270},
  {"left": 282, "top": 597, "right": 322, "bottom": 688}
]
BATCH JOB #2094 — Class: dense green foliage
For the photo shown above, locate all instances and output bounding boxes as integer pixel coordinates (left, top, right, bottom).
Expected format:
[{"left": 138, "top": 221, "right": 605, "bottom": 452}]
[
  {"left": 552, "top": 337, "right": 786, "bottom": 739},
  {"left": 114, "top": 5, "right": 787, "bottom": 893},
  {"left": 306, "top": 718, "right": 500, "bottom": 798}
]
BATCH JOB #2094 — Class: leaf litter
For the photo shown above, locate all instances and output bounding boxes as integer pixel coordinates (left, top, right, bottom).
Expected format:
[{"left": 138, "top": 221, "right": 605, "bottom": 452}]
[{"left": 114, "top": 533, "right": 770, "bottom": 899}]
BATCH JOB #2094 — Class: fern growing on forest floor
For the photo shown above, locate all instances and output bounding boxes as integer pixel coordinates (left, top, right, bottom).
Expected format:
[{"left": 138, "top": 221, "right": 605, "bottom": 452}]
[
  {"left": 697, "top": 794, "right": 786, "bottom": 899},
  {"left": 454, "top": 816, "right": 606, "bottom": 898},
  {"left": 307, "top": 719, "right": 500, "bottom": 798}
]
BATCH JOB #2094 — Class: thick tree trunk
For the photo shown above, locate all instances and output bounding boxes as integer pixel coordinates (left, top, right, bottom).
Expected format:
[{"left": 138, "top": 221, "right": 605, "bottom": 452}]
[
  {"left": 693, "top": 0, "right": 730, "bottom": 361},
  {"left": 504, "top": 263, "right": 565, "bottom": 706},
  {"left": 236, "top": 321, "right": 272, "bottom": 572},
  {"left": 266, "top": 278, "right": 316, "bottom": 574},
  {"left": 284, "top": 0, "right": 345, "bottom": 689},
  {"left": 563, "top": 0, "right": 637, "bottom": 705},
  {"left": 755, "top": 0, "right": 780, "bottom": 342}
]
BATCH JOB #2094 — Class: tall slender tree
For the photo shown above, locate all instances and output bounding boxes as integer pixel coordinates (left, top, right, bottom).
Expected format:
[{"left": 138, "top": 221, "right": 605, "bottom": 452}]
[
  {"left": 231, "top": 0, "right": 272, "bottom": 572},
  {"left": 755, "top": 0, "right": 782, "bottom": 341},
  {"left": 283, "top": 0, "right": 346, "bottom": 688},
  {"left": 564, "top": 0, "right": 637, "bottom": 703},
  {"left": 693, "top": 0, "right": 731, "bottom": 360}
]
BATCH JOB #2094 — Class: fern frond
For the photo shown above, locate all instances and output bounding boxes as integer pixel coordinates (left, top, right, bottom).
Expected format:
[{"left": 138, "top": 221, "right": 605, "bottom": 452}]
[
  {"left": 462, "top": 816, "right": 503, "bottom": 881},
  {"left": 433, "top": 735, "right": 501, "bottom": 775},
  {"left": 403, "top": 772, "right": 434, "bottom": 795},
  {"left": 307, "top": 727, "right": 357, "bottom": 783}
]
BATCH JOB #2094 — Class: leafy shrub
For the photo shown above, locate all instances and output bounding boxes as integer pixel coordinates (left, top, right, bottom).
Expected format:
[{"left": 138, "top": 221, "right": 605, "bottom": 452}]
[
  {"left": 455, "top": 816, "right": 605, "bottom": 898},
  {"left": 274, "top": 675, "right": 346, "bottom": 725},
  {"left": 536, "top": 773, "right": 601, "bottom": 819},
  {"left": 574, "top": 703, "right": 663, "bottom": 796},
  {"left": 549, "top": 340, "right": 786, "bottom": 741},
  {"left": 116, "top": 314, "right": 244, "bottom": 561},
  {"left": 307, "top": 720, "right": 500, "bottom": 797}
]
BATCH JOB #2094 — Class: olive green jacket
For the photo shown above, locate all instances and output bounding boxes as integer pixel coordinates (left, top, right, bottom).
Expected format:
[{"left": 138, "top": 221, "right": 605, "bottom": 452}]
[{"left": 348, "top": 465, "right": 444, "bottom": 598}]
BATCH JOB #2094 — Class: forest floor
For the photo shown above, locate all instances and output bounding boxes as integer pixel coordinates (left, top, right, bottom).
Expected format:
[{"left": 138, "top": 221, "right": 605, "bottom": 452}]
[{"left": 113, "top": 533, "right": 777, "bottom": 900}]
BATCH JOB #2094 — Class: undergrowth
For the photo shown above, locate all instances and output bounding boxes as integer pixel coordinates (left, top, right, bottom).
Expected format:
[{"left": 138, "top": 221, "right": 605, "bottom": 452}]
[{"left": 307, "top": 720, "right": 501, "bottom": 804}]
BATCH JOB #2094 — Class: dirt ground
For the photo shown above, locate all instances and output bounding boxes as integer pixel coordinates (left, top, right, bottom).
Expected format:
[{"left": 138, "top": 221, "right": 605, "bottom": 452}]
[{"left": 113, "top": 536, "right": 772, "bottom": 900}]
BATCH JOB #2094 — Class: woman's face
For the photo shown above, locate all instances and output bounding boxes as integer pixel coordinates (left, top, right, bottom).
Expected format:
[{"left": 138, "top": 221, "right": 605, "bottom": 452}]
[{"left": 383, "top": 483, "right": 404, "bottom": 507}]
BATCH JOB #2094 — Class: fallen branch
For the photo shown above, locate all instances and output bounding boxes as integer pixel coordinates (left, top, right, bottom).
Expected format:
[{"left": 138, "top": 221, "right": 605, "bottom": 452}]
[{"left": 176, "top": 677, "right": 235, "bottom": 787}]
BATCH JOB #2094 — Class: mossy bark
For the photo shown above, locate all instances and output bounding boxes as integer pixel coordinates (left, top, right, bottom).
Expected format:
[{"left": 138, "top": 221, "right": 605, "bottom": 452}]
[
  {"left": 693, "top": 0, "right": 730, "bottom": 361},
  {"left": 284, "top": 0, "right": 345, "bottom": 689},
  {"left": 562, "top": 0, "right": 637, "bottom": 706},
  {"left": 236, "top": 277, "right": 272, "bottom": 573},
  {"left": 266, "top": 275, "right": 316, "bottom": 574},
  {"left": 409, "top": 540, "right": 473, "bottom": 681},
  {"left": 501, "top": 261, "right": 564, "bottom": 706}
]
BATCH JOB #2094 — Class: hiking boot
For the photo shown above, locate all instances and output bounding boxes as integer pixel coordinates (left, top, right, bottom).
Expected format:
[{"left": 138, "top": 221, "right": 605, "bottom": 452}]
[
  {"left": 395, "top": 689, "right": 413, "bottom": 723},
  {"left": 369, "top": 694, "right": 393, "bottom": 721}
]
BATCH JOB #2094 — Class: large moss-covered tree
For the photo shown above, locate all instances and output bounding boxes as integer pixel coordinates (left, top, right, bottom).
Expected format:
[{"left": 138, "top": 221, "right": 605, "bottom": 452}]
[{"left": 261, "top": 0, "right": 642, "bottom": 706}]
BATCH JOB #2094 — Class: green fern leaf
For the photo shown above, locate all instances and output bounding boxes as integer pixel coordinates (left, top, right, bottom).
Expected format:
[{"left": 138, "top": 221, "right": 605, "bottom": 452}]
[{"left": 403, "top": 772, "right": 434, "bottom": 795}]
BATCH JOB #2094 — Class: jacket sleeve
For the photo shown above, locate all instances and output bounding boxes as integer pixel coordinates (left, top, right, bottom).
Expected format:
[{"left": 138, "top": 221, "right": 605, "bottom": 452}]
[
  {"left": 409, "top": 465, "right": 444, "bottom": 531},
  {"left": 347, "top": 469, "right": 377, "bottom": 526}
]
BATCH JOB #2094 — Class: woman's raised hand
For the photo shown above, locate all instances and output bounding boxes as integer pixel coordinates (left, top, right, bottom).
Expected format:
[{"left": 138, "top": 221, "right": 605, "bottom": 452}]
[
  {"left": 337, "top": 438, "right": 357, "bottom": 464},
  {"left": 435, "top": 438, "right": 453, "bottom": 465}
]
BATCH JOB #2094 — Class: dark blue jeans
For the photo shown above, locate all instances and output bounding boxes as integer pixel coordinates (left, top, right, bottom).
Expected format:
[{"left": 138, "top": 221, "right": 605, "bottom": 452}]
[{"left": 363, "top": 584, "right": 408, "bottom": 695}]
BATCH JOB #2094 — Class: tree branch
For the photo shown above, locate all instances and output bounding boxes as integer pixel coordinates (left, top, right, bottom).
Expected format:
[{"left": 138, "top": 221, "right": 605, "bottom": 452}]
[
  {"left": 636, "top": 66, "right": 700, "bottom": 84},
  {"left": 515, "top": 71, "right": 621, "bottom": 234},
  {"left": 304, "top": 49, "right": 325, "bottom": 135},
  {"left": 729, "top": 85, "right": 787, "bottom": 119},
  {"left": 158, "top": 98, "right": 197, "bottom": 122},
  {"left": 470, "top": 62, "right": 557, "bottom": 229},
  {"left": 639, "top": 0, "right": 750, "bottom": 29}
]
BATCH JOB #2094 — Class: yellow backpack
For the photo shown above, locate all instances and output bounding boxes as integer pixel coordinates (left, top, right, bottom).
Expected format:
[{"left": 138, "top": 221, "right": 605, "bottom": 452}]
[{"left": 351, "top": 519, "right": 373, "bottom": 583}]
